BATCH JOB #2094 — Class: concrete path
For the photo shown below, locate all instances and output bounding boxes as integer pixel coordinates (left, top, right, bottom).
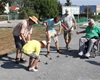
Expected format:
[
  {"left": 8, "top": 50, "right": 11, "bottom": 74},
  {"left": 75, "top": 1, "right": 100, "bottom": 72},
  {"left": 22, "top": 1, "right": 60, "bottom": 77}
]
[
  {"left": 0, "top": 20, "right": 23, "bottom": 28},
  {"left": 0, "top": 21, "right": 100, "bottom": 80}
]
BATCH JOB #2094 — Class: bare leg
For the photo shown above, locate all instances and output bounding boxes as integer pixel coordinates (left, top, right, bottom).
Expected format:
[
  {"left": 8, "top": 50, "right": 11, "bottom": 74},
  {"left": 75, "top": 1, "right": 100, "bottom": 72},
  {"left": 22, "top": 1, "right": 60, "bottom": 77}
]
[
  {"left": 55, "top": 41, "right": 59, "bottom": 50},
  {"left": 30, "top": 58, "right": 39, "bottom": 68},
  {"left": 29, "top": 57, "right": 33, "bottom": 67},
  {"left": 47, "top": 43, "right": 50, "bottom": 52},
  {"left": 20, "top": 52, "right": 25, "bottom": 59},
  {"left": 46, "top": 34, "right": 51, "bottom": 56},
  {"left": 16, "top": 48, "right": 20, "bottom": 59}
]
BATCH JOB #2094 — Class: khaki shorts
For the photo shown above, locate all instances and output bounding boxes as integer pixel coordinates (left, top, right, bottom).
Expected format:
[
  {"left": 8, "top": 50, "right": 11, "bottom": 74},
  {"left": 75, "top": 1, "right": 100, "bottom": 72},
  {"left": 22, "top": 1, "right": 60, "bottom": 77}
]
[
  {"left": 24, "top": 52, "right": 40, "bottom": 59},
  {"left": 46, "top": 31, "right": 58, "bottom": 43},
  {"left": 64, "top": 30, "right": 73, "bottom": 40}
]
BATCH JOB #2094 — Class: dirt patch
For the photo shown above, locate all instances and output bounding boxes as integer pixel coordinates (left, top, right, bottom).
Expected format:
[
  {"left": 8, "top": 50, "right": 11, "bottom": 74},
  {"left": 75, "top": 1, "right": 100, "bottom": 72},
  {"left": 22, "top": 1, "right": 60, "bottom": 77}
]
[{"left": 0, "top": 26, "right": 46, "bottom": 55}]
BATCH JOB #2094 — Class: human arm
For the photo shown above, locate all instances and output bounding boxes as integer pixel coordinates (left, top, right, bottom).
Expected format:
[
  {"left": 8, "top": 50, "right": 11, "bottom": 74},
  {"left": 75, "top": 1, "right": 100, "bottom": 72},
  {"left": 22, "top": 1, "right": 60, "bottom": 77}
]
[
  {"left": 20, "top": 33, "right": 27, "bottom": 43},
  {"left": 27, "top": 33, "right": 31, "bottom": 41},
  {"left": 61, "top": 23, "right": 69, "bottom": 31},
  {"left": 27, "top": 28, "right": 32, "bottom": 41},
  {"left": 57, "top": 25, "right": 62, "bottom": 34},
  {"left": 72, "top": 14, "right": 77, "bottom": 29},
  {"left": 46, "top": 24, "right": 49, "bottom": 35},
  {"left": 76, "top": 30, "right": 86, "bottom": 34},
  {"left": 73, "top": 19, "right": 77, "bottom": 29}
]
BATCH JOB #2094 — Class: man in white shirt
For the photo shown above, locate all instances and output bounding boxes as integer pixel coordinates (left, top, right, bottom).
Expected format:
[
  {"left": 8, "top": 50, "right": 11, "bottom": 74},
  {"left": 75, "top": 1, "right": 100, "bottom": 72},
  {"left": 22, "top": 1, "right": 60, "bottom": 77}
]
[{"left": 61, "top": 9, "right": 77, "bottom": 50}]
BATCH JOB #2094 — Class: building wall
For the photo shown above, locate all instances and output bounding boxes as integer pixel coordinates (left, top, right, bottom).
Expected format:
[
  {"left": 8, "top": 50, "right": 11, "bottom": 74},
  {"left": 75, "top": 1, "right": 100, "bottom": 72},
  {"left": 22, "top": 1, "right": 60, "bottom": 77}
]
[
  {"left": 97, "top": 6, "right": 100, "bottom": 13},
  {"left": 80, "top": 5, "right": 96, "bottom": 13}
]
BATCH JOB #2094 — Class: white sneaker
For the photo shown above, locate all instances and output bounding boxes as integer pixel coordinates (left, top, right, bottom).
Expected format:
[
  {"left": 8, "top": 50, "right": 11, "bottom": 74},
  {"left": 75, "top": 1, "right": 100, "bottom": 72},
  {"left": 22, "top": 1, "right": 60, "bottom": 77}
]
[
  {"left": 78, "top": 51, "right": 83, "bottom": 56},
  {"left": 85, "top": 53, "right": 90, "bottom": 58},
  {"left": 29, "top": 67, "right": 38, "bottom": 72}
]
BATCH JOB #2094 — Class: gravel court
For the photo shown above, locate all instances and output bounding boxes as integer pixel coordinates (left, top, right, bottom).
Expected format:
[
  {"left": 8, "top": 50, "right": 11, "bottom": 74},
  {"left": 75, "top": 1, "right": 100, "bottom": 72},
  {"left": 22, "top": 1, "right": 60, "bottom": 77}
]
[{"left": 0, "top": 22, "right": 100, "bottom": 80}]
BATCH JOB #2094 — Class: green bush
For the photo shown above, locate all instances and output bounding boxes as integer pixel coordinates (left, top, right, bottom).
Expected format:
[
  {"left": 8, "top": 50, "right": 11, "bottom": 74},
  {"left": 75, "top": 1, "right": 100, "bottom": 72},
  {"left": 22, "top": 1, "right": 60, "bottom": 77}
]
[{"left": 90, "top": 15, "right": 100, "bottom": 21}]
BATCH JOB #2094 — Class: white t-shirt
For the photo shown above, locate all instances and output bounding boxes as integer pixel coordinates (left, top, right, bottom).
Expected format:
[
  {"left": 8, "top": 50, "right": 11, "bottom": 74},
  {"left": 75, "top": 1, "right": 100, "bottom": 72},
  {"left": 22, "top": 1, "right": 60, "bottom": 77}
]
[{"left": 61, "top": 13, "right": 75, "bottom": 30}]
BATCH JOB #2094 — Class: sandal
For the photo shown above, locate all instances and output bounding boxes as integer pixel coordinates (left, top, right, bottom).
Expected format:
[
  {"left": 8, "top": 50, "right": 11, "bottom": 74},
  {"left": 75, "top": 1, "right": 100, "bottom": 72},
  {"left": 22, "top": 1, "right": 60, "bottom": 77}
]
[
  {"left": 57, "top": 49, "right": 63, "bottom": 54},
  {"left": 20, "top": 58, "right": 27, "bottom": 63},
  {"left": 15, "top": 58, "right": 19, "bottom": 64}
]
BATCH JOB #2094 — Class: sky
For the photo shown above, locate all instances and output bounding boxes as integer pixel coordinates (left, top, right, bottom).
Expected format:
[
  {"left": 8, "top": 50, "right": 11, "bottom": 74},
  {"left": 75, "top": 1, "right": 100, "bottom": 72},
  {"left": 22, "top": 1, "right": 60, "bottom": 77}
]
[{"left": 59, "top": 0, "right": 100, "bottom": 6}]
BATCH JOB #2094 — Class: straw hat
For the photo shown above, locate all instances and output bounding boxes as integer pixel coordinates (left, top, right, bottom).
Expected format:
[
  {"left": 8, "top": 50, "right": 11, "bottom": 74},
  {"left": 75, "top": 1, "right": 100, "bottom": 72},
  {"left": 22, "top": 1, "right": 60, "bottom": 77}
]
[
  {"left": 29, "top": 16, "right": 38, "bottom": 24},
  {"left": 40, "top": 40, "right": 47, "bottom": 47}
]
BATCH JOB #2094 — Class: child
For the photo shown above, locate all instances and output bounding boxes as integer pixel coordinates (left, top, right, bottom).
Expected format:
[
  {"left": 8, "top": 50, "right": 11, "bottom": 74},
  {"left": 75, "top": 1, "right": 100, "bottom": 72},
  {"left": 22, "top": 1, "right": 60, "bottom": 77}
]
[{"left": 22, "top": 40, "right": 47, "bottom": 72}]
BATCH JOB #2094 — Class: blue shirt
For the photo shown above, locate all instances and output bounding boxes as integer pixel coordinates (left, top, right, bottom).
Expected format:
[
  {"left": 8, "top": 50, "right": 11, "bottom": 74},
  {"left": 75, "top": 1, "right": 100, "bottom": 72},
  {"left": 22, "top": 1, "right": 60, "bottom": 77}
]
[{"left": 47, "top": 18, "right": 61, "bottom": 32}]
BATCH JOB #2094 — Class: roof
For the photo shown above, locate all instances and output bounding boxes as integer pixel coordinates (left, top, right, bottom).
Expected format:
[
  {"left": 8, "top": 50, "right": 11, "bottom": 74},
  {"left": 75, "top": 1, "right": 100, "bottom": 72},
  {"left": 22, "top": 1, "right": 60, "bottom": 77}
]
[{"left": 9, "top": 6, "right": 19, "bottom": 11}]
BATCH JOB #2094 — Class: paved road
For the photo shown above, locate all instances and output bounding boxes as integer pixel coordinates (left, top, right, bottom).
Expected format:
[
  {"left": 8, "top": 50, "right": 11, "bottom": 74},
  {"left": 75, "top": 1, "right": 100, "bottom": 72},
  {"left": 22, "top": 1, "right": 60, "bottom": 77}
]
[
  {"left": 0, "top": 20, "right": 23, "bottom": 28},
  {"left": 0, "top": 21, "right": 100, "bottom": 80}
]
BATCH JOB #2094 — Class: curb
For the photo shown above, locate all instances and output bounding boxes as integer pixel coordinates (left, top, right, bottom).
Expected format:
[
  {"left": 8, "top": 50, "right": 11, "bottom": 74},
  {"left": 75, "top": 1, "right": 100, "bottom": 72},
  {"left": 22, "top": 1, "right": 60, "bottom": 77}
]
[{"left": 0, "top": 21, "right": 8, "bottom": 24}]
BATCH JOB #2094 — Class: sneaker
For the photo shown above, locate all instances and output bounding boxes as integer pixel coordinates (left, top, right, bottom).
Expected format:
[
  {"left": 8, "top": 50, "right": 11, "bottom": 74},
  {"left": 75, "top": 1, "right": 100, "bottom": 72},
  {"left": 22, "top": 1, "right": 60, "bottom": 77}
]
[
  {"left": 29, "top": 67, "right": 38, "bottom": 72},
  {"left": 85, "top": 53, "right": 90, "bottom": 58},
  {"left": 45, "top": 51, "right": 50, "bottom": 57},
  {"left": 78, "top": 51, "right": 83, "bottom": 56}
]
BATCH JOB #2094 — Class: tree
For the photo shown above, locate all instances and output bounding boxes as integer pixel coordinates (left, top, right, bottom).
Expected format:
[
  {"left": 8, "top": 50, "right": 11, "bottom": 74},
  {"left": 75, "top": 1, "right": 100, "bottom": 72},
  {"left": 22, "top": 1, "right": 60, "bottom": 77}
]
[
  {"left": 57, "top": 1, "right": 62, "bottom": 16},
  {"left": 65, "top": 0, "right": 71, "bottom": 6},
  {"left": 0, "top": 0, "right": 15, "bottom": 14},
  {"left": 0, "top": 2, "right": 5, "bottom": 14},
  {"left": 0, "top": 0, "right": 62, "bottom": 19},
  {"left": 33, "top": 0, "right": 60, "bottom": 19},
  {"left": 84, "top": 6, "right": 93, "bottom": 18}
]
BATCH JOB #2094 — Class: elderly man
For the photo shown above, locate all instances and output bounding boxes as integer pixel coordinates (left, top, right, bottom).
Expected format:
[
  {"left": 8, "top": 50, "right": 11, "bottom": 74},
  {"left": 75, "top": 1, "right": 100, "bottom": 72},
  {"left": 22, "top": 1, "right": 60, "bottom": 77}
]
[
  {"left": 13, "top": 16, "right": 38, "bottom": 63},
  {"left": 61, "top": 9, "right": 77, "bottom": 50},
  {"left": 76, "top": 19, "right": 100, "bottom": 58}
]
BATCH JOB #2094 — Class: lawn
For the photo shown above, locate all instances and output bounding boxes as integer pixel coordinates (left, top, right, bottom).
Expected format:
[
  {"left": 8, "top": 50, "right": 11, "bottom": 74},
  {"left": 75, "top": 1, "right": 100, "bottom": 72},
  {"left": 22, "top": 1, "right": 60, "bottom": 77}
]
[{"left": 0, "top": 26, "right": 46, "bottom": 55}]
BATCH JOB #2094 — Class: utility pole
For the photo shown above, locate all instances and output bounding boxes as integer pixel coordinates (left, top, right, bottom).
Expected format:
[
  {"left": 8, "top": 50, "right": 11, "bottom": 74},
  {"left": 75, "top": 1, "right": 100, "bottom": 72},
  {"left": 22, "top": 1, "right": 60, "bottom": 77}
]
[{"left": 87, "top": 5, "right": 88, "bottom": 21}]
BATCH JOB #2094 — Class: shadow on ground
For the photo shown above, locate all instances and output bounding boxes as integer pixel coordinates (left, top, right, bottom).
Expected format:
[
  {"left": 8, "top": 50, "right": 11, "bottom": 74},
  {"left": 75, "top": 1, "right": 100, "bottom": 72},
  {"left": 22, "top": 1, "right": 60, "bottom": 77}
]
[
  {"left": 40, "top": 46, "right": 79, "bottom": 58},
  {"left": 0, "top": 56, "right": 27, "bottom": 70},
  {"left": 86, "top": 60, "right": 100, "bottom": 66}
]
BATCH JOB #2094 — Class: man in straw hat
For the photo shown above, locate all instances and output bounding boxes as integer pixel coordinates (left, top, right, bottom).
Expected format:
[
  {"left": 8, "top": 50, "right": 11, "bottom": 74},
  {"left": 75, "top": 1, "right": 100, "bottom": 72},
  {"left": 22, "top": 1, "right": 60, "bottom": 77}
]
[
  {"left": 22, "top": 40, "right": 47, "bottom": 72},
  {"left": 13, "top": 16, "right": 38, "bottom": 63}
]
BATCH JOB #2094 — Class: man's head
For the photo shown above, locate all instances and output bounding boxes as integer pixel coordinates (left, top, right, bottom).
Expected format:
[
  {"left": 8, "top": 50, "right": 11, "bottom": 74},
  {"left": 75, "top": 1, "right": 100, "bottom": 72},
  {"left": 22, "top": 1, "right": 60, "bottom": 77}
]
[
  {"left": 65, "top": 9, "right": 70, "bottom": 15},
  {"left": 54, "top": 16, "right": 60, "bottom": 23},
  {"left": 88, "top": 19, "right": 95, "bottom": 28},
  {"left": 40, "top": 40, "right": 47, "bottom": 48},
  {"left": 29, "top": 16, "right": 38, "bottom": 25}
]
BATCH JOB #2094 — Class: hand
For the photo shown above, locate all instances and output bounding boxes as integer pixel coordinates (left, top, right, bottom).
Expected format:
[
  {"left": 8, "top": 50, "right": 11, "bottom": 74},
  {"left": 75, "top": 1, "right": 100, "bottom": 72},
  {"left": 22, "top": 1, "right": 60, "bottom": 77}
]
[
  {"left": 25, "top": 40, "right": 28, "bottom": 43},
  {"left": 46, "top": 31, "right": 49, "bottom": 35},
  {"left": 57, "top": 32, "right": 60, "bottom": 35},
  {"left": 67, "top": 29, "right": 71, "bottom": 32},
  {"left": 76, "top": 31, "right": 79, "bottom": 34},
  {"left": 74, "top": 25, "right": 77, "bottom": 29}
]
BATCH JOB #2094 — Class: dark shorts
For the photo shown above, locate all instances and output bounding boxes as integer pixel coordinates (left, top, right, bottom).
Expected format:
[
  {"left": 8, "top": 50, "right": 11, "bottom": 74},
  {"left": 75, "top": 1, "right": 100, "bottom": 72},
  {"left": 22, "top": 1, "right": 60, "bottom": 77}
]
[
  {"left": 13, "top": 36, "right": 25, "bottom": 50},
  {"left": 64, "top": 30, "right": 73, "bottom": 40}
]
